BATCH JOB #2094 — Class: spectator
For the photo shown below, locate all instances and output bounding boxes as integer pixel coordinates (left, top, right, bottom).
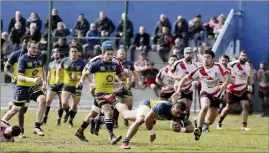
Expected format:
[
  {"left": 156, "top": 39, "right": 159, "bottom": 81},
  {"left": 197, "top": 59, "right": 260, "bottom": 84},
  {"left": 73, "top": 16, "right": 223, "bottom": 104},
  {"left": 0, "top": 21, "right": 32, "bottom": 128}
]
[
  {"left": 74, "top": 13, "right": 89, "bottom": 37},
  {"left": 95, "top": 11, "right": 115, "bottom": 36},
  {"left": 173, "top": 16, "right": 189, "bottom": 47},
  {"left": 39, "top": 37, "right": 48, "bottom": 65},
  {"left": 153, "top": 14, "right": 172, "bottom": 45},
  {"left": 100, "top": 30, "right": 109, "bottom": 43},
  {"left": 153, "top": 26, "right": 174, "bottom": 62},
  {"left": 25, "top": 23, "right": 41, "bottom": 42},
  {"left": 129, "top": 26, "right": 150, "bottom": 61},
  {"left": 134, "top": 52, "right": 150, "bottom": 85},
  {"left": 8, "top": 11, "right": 26, "bottom": 33},
  {"left": 189, "top": 14, "right": 204, "bottom": 46},
  {"left": 69, "top": 38, "right": 83, "bottom": 53},
  {"left": 45, "top": 8, "right": 63, "bottom": 32},
  {"left": 142, "top": 62, "right": 160, "bottom": 97},
  {"left": 1, "top": 32, "right": 13, "bottom": 61},
  {"left": 53, "top": 22, "right": 70, "bottom": 43},
  {"left": 10, "top": 22, "right": 26, "bottom": 51},
  {"left": 53, "top": 38, "right": 69, "bottom": 58},
  {"left": 193, "top": 43, "right": 204, "bottom": 64},
  {"left": 115, "top": 13, "right": 134, "bottom": 49},
  {"left": 214, "top": 14, "right": 225, "bottom": 38},
  {"left": 203, "top": 16, "right": 218, "bottom": 39},
  {"left": 26, "top": 12, "right": 42, "bottom": 32},
  {"left": 169, "top": 38, "right": 185, "bottom": 58},
  {"left": 248, "top": 60, "right": 257, "bottom": 115},
  {"left": 83, "top": 23, "right": 101, "bottom": 59}
]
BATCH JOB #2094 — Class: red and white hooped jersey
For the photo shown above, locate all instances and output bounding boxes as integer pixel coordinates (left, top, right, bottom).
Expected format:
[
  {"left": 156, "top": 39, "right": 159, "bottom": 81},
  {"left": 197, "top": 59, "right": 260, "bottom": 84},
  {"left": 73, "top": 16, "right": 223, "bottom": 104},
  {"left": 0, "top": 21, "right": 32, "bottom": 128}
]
[
  {"left": 188, "top": 62, "right": 230, "bottom": 97},
  {"left": 156, "top": 65, "right": 175, "bottom": 93},
  {"left": 172, "top": 59, "right": 199, "bottom": 93},
  {"left": 227, "top": 60, "right": 250, "bottom": 95},
  {"left": 0, "top": 120, "right": 14, "bottom": 142}
]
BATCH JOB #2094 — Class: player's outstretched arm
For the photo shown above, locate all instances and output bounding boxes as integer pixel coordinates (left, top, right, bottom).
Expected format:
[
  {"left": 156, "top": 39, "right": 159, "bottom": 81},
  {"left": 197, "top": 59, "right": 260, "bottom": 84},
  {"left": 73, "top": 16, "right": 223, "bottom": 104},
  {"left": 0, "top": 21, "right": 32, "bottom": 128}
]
[
  {"left": 220, "top": 73, "right": 231, "bottom": 90},
  {"left": 145, "top": 110, "right": 157, "bottom": 143}
]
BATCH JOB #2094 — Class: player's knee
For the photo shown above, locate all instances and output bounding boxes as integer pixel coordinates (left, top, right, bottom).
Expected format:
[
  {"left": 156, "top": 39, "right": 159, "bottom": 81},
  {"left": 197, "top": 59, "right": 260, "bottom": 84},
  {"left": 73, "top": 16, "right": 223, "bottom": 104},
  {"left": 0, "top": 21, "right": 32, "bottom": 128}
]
[
  {"left": 37, "top": 95, "right": 46, "bottom": 104},
  {"left": 136, "top": 116, "right": 145, "bottom": 125}
]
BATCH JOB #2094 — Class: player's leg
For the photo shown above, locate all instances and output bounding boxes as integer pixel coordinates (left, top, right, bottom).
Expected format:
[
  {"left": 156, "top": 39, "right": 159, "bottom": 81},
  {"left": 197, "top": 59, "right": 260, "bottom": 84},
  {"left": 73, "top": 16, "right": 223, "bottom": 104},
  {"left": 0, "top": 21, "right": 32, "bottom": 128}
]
[
  {"left": 17, "top": 103, "right": 29, "bottom": 138},
  {"left": 56, "top": 92, "right": 63, "bottom": 126},
  {"left": 68, "top": 94, "right": 81, "bottom": 127},
  {"left": 204, "top": 106, "right": 219, "bottom": 133},
  {"left": 217, "top": 92, "right": 235, "bottom": 129},
  {"left": 61, "top": 90, "right": 72, "bottom": 123},
  {"left": 240, "top": 98, "right": 251, "bottom": 131},
  {"left": 194, "top": 96, "right": 211, "bottom": 141},
  {"left": 123, "top": 89, "right": 133, "bottom": 127},
  {"left": 101, "top": 102, "right": 122, "bottom": 145},
  {"left": 30, "top": 88, "right": 46, "bottom": 136},
  {"left": 259, "top": 90, "right": 267, "bottom": 117},
  {"left": 42, "top": 90, "right": 57, "bottom": 124},
  {"left": 114, "top": 102, "right": 137, "bottom": 121}
]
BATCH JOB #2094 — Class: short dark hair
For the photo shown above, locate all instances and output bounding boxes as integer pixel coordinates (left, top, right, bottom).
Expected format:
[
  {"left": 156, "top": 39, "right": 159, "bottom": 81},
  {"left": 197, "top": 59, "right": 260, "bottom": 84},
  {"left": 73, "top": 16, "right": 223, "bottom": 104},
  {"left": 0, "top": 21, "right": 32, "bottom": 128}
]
[
  {"left": 173, "top": 102, "right": 187, "bottom": 112},
  {"left": 69, "top": 45, "right": 78, "bottom": 50},
  {"left": 240, "top": 50, "right": 247, "bottom": 54},
  {"left": 20, "top": 35, "right": 31, "bottom": 44},
  {"left": 11, "top": 125, "right": 21, "bottom": 137},
  {"left": 248, "top": 60, "right": 252, "bottom": 63},
  {"left": 27, "top": 40, "right": 38, "bottom": 48},
  {"left": 204, "top": 49, "right": 215, "bottom": 58},
  {"left": 221, "top": 54, "right": 230, "bottom": 61},
  {"left": 169, "top": 54, "right": 178, "bottom": 59}
]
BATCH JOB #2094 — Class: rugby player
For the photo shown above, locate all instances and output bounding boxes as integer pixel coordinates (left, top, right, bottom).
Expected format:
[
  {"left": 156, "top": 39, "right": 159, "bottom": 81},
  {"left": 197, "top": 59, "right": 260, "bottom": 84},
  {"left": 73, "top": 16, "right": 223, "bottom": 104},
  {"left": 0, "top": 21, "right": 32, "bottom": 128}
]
[
  {"left": 170, "top": 47, "right": 199, "bottom": 118},
  {"left": 247, "top": 60, "right": 256, "bottom": 114},
  {"left": 217, "top": 51, "right": 252, "bottom": 131},
  {"left": 2, "top": 40, "right": 47, "bottom": 136},
  {"left": 155, "top": 54, "right": 178, "bottom": 102},
  {"left": 120, "top": 96, "right": 192, "bottom": 149},
  {"left": 56, "top": 45, "right": 86, "bottom": 128},
  {"left": 75, "top": 41, "right": 136, "bottom": 144},
  {"left": 4, "top": 35, "right": 31, "bottom": 137},
  {"left": 0, "top": 120, "right": 21, "bottom": 142},
  {"left": 42, "top": 48, "right": 64, "bottom": 126},
  {"left": 257, "top": 61, "right": 269, "bottom": 117},
  {"left": 172, "top": 50, "right": 231, "bottom": 141}
]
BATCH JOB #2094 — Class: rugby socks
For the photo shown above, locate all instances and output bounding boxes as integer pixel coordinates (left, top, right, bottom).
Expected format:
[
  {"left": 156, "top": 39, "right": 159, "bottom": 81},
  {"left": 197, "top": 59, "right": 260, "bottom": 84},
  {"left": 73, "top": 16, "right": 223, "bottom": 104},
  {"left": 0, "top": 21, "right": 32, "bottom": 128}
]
[
  {"left": 64, "top": 107, "right": 70, "bottom": 115},
  {"left": 123, "top": 137, "right": 130, "bottom": 143},
  {"left": 242, "top": 122, "right": 247, "bottom": 127},
  {"left": 113, "top": 110, "right": 119, "bottom": 124},
  {"left": 58, "top": 108, "right": 64, "bottom": 119},
  {"left": 35, "top": 122, "right": 42, "bottom": 129},
  {"left": 218, "top": 116, "right": 225, "bottom": 124},
  {"left": 69, "top": 110, "right": 77, "bottom": 121},
  {"left": 44, "top": 105, "right": 51, "bottom": 118},
  {"left": 78, "top": 121, "right": 89, "bottom": 132},
  {"left": 94, "top": 116, "right": 105, "bottom": 124},
  {"left": 105, "top": 119, "right": 114, "bottom": 138}
]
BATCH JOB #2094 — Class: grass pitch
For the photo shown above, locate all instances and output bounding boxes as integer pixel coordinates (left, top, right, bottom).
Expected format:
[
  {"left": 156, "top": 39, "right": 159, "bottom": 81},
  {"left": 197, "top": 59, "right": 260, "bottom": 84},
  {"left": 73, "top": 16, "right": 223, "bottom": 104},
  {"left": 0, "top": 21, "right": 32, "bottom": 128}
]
[{"left": 1, "top": 109, "right": 268, "bottom": 153}]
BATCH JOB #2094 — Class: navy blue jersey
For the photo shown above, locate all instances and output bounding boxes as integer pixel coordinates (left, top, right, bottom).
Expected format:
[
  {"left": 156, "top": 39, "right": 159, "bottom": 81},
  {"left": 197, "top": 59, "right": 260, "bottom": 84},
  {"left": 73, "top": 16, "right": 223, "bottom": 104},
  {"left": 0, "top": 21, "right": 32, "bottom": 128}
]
[
  {"left": 121, "top": 60, "right": 135, "bottom": 71},
  {"left": 152, "top": 102, "right": 173, "bottom": 120}
]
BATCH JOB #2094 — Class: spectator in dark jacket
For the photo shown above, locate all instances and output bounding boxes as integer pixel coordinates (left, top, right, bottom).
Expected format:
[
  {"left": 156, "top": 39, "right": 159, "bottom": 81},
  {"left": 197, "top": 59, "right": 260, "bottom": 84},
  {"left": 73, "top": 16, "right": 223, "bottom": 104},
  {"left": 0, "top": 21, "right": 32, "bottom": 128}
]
[
  {"left": 26, "top": 12, "right": 42, "bottom": 32},
  {"left": 83, "top": 23, "right": 101, "bottom": 59},
  {"left": 173, "top": 16, "right": 189, "bottom": 47},
  {"left": 53, "top": 38, "right": 69, "bottom": 58},
  {"left": 189, "top": 14, "right": 204, "bottom": 46},
  {"left": 25, "top": 23, "right": 41, "bottom": 42},
  {"left": 53, "top": 22, "right": 70, "bottom": 43},
  {"left": 45, "top": 8, "right": 63, "bottom": 32},
  {"left": 152, "top": 26, "right": 173, "bottom": 62},
  {"left": 153, "top": 14, "right": 171, "bottom": 44},
  {"left": 95, "top": 11, "right": 115, "bottom": 36},
  {"left": 8, "top": 11, "right": 26, "bottom": 33},
  {"left": 115, "top": 13, "right": 134, "bottom": 49},
  {"left": 129, "top": 26, "right": 150, "bottom": 61},
  {"left": 10, "top": 22, "right": 26, "bottom": 50},
  {"left": 74, "top": 13, "right": 89, "bottom": 37}
]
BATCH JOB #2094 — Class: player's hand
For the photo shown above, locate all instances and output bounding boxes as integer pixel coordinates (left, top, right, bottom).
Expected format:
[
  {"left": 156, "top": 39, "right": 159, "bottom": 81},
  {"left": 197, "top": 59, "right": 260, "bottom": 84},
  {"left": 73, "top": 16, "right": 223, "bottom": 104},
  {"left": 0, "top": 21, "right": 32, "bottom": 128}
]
[
  {"left": 247, "top": 85, "right": 253, "bottom": 92},
  {"left": 34, "top": 77, "right": 43, "bottom": 85},
  {"left": 192, "top": 81, "right": 199, "bottom": 87},
  {"left": 71, "top": 72, "right": 77, "bottom": 80},
  {"left": 150, "top": 134, "right": 156, "bottom": 143},
  {"left": 77, "top": 81, "right": 83, "bottom": 88}
]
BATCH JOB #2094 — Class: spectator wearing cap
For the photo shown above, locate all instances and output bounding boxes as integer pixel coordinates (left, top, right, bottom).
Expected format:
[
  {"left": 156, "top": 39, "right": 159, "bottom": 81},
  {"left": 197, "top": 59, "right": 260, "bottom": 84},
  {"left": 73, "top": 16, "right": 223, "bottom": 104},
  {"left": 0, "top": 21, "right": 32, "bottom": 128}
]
[
  {"left": 129, "top": 26, "right": 150, "bottom": 61},
  {"left": 8, "top": 11, "right": 26, "bottom": 33},
  {"left": 152, "top": 26, "right": 174, "bottom": 62},
  {"left": 173, "top": 15, "right": 189, "bottom": 47},
  {"left": 95, "top": 11, "right": 115, "bottom": 37},
  {"left": 115, "top": 13, "right": 134, "bottom": 49},
  {"left": 10, "top": 22, "right": 26, "bottom": 51},
  {"left": 203, "top": 16, "right": 218, "bottom": 39},
  {"left": 45, "top": 8, "right": 63, "bottom": 32},
  {"left": 74, "top": 13, "right": 90, "bottom": 37},
  {"left": 25, "top": 23, "right": 41, "bottom": 42},
  {"left": 52, "top": 22, "right": 70, "bottom": 43},
  {"left": 83, "top": 23, "right": 101, "bottom": 59},
  {"left": 189, "top": 14, "right": 204, "bottom": 46},
  {"left": 26, "top": 12, "right": 42, "bottom": 33},
  {"left": 153, "top": 14, "right": 172, "bottom": 45}
]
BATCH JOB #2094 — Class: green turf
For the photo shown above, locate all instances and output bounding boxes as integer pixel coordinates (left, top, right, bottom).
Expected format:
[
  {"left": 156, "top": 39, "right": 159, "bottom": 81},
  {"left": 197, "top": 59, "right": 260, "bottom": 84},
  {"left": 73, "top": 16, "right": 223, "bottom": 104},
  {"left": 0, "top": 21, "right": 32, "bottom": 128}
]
[{"left": 1, "top": 110, "right": 268, "bottom": 152}]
